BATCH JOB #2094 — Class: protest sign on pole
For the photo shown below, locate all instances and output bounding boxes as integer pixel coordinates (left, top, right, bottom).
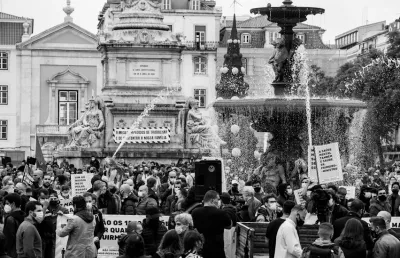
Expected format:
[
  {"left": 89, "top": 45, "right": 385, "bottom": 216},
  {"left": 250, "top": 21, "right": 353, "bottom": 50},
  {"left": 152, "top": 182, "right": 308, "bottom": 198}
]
[
  {"left": 308, "top": 146, "right": 318, "bottom": 183},
  {"left": 22, "top": 165, "right": 34, "bottom": 186},
  {"left": 314, "top": 142, "right": 343, "bottom": 184},
  {"left": 71, "top": 174, "right": 94, "bottom": 197},
  {"left": 294, "top": 189, "right": 306, "bottom": 206},
  {"left": 339, "top": 186, "right": 356, "bottom": 199}
]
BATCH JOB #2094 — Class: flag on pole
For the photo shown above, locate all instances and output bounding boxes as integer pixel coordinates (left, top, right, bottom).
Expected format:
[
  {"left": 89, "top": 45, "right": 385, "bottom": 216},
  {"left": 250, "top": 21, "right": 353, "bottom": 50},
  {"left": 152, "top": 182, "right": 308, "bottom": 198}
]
[{"left": 35, "top": 137, "right": 46, "bottom": 171}]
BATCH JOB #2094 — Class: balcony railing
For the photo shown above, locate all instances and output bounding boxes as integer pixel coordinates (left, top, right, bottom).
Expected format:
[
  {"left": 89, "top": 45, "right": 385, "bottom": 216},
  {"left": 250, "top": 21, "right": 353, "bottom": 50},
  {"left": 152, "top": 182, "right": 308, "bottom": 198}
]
[
  {"left": 183, "top": 41, "right": 219, "bottom": 51},
  {"left": 36, "top": 125, "right": 69, "bottom": 136}
]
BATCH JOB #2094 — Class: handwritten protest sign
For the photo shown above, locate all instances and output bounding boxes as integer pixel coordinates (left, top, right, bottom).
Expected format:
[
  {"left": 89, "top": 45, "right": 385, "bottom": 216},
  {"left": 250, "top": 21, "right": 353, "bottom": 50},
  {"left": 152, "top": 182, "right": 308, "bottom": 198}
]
[
  {"left": 294, "top": 189, "right": 306, "bottom": 206},
  {"left": 308, "top": 146, "right": 318, "bottom": 182},
  {"left": 71, "top": 174, "right": 94, "bottom": 197},
  {"left": 59, "top": 199, "right": 74, "bottom": 214},
  {"left": 339, "top": 186, "right": 356, "bottom": 199},
  {"left": 362, "top": 217, "right": 400, "bottom": 228},
  {"left": 314, "top": 142, "right": 343, "bottom": 184}
]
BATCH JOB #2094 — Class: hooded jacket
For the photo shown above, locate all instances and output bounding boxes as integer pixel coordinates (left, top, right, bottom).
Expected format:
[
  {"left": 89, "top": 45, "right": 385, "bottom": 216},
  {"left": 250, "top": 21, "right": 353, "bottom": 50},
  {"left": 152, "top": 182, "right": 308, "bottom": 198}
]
[
  {"left": 4, "top": 209, "right": 25, "bottom": 258},
  {"left": 303, "top": 238, "right": 338, "bottom": 258},
  {"left": 57, "top": 210, "right": 96, "bottom": 258}
]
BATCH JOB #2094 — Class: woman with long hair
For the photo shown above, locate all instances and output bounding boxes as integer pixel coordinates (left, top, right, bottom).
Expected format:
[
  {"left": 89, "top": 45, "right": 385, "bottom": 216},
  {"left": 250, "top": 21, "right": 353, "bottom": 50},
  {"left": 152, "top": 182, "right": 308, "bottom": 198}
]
[
  {"left": 154, "top": 230, "right": 183, "bottom": 258},
  {"left": 334, "top": 218, "right": 367, "bottom": 258},
  {"left": 181, "top": 231, "right": 203, "bottom": 258},
  {"left": 117, "top": 234, "right": 149, "bottom": 258}
]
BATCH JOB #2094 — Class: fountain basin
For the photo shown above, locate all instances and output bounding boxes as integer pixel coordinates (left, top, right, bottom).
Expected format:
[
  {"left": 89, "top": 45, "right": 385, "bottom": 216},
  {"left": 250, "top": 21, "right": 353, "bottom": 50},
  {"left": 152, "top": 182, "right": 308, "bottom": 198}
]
[{"left": 250, "top": 6, "right": 325, "bottom": 24}]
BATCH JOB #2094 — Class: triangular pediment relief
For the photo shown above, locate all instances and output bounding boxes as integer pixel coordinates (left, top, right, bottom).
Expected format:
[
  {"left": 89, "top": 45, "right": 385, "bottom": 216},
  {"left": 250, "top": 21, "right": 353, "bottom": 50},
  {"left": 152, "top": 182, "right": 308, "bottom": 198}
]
[
  {"left": 48, "top": 68, "right": 89, "bottom": 84},
  {"left": 18, "top": 22, "right": 98, "bottom": 50}
]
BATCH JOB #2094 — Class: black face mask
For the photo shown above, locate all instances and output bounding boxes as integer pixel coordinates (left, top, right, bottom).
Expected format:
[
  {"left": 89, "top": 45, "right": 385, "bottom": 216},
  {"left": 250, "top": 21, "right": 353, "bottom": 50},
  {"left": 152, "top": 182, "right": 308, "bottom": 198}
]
[
  {"left": 277, "top": 211, "right": 283, "bottom": 218},
  {"left": 254, "top": 187, "right": 261, "bottom": 193},
  {"left": 296, "top": 215, "right": 305, "bottom": 227},
  {"left": 378, "top": 195, "right": 387, "bottom": 202},
  {"left": 392, "top": 189, "right": 399, "bottom": 194},
  {"left": 49, "top": 199, "right": 60, "bottom": 206},
  {"left": 43, "top": 182, "right": 51, "bottom": 188}
]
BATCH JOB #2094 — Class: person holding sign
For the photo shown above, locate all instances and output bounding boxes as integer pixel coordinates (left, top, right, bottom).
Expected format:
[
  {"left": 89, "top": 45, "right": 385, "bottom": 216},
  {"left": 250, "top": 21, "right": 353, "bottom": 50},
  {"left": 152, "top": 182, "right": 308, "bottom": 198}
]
[{"left": 56, "top": 196, "right": 96, "bottom": 258}]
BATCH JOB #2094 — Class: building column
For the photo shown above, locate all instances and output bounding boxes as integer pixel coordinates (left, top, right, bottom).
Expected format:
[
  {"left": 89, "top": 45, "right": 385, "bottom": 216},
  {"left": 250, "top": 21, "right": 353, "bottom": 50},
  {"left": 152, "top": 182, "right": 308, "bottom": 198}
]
[
  {"left": 45, "top": 82, "right": 57, "bottom": 124},
  {"left": 264, "top": 31, "right": 270, "bottom": 48}
]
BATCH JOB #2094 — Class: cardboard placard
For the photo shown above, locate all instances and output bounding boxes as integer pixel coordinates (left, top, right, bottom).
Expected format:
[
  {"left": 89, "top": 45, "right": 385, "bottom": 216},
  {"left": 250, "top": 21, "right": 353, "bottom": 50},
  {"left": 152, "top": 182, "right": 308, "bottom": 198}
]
[
  {"left": 314, "top": 142, "right": 343, "bottom": 184},
  {"left": 308, "top": 146, "right": 318, "bottom": 182},
  {"left": 294, "top": 189, "right": 306, "bottom": 206},
  {"left": 71, "top": 174, "right": 94, "bottom": 197},
  {"left": 59, "top": 199, "right": 74, "bottom": 214},
  {"left": 339, "top": 186, "right": 356, "bottom": 199}
]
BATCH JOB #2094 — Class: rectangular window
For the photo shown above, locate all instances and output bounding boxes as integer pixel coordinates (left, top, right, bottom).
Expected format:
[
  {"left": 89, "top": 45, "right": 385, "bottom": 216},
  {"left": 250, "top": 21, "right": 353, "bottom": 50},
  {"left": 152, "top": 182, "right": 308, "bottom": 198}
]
[
  {"left": 163, "top": 0, "right": 171, "bottom": 10},
  {"left": 0, "top": 86, "right": 8, "bottom": 105},
  {"left": 297, "top": 34, "right": 305, "bottom": 43},
  {"left": 195, "top": 26, "right": 206, "bottom": 49},
  {"left": 242, "top": 34, "right": 251, "bottom": 43},
  {"left": 194, "top": 57, "right": 207, "bottom": 75},
  {"left": 58, "top": 90, "right": 78, "bottom": 126},
  {"left": 0, "top": 120, "right": 7, "bottom": 140},
  {"left": 242, "top": 58, "right": 247, "bottom": 74},
  {"left": 0, "top": 52, "right": 8, "bottom": 70},
  {"left": 194, "top": 89, "right": 206, "bottom": 108},
  {"left": 191, "top": 0, "right": 201, "bottom": 10}
]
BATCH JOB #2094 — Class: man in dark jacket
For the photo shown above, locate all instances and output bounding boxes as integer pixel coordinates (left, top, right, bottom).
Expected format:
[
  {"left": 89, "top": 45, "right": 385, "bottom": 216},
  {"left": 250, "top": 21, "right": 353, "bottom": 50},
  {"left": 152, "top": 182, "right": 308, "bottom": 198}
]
[
  {"left": 369, "top": 188, "right": 391, "bottom": 217},
  {"left": 377, "top": 211, "right": 400, "bottom": 240},
  {"left": 221, "top": 192, "right": 237, "bottom": 226},
  {"left": 370, "top": 216, "right": 400, "bottom": 257},
  {"left": 142, "top": 207, "right": 168, "bottom": 256},
  {"left": 333, "top": 199, "right": 374, "bottom": 252},
  {"left": 90, "top": 156, "right": 100, "bottom": 171},
  {"left": 388, "top": 182, "right": 400, "bottom": 216},
  {"left": 0, "top": 231, "right": 12, "bottom": 258},
  {"left": 159, "top": 171, "right": 177, "bottom": 210},
  {"left": 327, "top": 193, "right": 348, "bottom": 223},
  {"left": 119, "top": 184, "right": 138, "bottom": 215},
  {"left": 3, "top": 193, "right": 25, "bottom": 258}
]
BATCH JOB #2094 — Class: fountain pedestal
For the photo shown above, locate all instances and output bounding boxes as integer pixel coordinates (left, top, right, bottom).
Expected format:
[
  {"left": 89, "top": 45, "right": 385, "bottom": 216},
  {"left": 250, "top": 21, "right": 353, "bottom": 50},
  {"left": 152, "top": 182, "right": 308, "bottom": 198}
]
[{"left": 271, "top": 82, "right": 291, "bottom": 96}]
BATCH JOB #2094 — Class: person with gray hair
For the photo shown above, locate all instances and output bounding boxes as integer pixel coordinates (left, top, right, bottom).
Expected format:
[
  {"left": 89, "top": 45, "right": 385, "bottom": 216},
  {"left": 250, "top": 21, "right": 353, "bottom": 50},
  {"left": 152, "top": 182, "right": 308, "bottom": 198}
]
[
  {"left": 174, "top": 213, "right": 194, "bottom": 246},
  {"left": 377, "top": 211, "right": 400, "bottom": 240},
  {"left": 241, "top": 186, "right": 262, "bottom": 222}
]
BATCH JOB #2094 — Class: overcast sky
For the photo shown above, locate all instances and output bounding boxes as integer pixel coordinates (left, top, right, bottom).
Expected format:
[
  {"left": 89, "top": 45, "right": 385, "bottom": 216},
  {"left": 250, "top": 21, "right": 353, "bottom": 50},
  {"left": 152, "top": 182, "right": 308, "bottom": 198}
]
[{"left": 1, "top": 0, "right": 399, "bottom": 44}]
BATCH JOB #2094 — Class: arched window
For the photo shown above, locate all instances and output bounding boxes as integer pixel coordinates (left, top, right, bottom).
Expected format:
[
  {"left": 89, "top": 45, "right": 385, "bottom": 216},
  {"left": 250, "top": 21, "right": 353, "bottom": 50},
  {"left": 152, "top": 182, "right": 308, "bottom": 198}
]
[
  {"left": 241, "top": 33, "right": 251, "bottom": 44},
  {"left": 193, "top": 56, "right": 207, "bottom": 75},
  {"left": 0, "top": 52, "right": 8, "bottom": 70}
]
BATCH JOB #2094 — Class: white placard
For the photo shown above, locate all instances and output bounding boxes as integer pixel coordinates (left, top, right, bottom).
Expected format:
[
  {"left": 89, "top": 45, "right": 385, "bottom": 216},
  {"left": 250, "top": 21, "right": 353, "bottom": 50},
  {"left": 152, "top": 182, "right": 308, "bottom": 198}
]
[
  {"left": 113, "top": 127, "right": 170, "bottom": 144},
  {"left": 59, "top": 199, "right": 74, "bottom": 214},
  {"left": 130, "top": 62, "right": 160, "bottom": 79},
  {"left": 294, "top": 189, "right": 306, "bottom": 206},
  {"left": 308, "top": 146, "right": 318, "bottom": 182},
  {"left": 314, "top": 142, "right": 343, "bottom": 184},
  {"left": 362, "top": 217, "right": 400, "bottom": 228},
  {"left": 339, "top": 186, "right": 356, "bottom": 199},
  {"left": 71, "top": 174, "right": 94, "bottom": 197}
]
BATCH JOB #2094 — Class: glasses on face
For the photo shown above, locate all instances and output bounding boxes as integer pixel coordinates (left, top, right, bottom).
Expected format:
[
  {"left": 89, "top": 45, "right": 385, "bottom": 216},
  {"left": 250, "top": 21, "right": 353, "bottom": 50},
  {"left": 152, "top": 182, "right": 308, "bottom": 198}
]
[{"left": 378, "top": 192, "right": 386, "bottom": 196}]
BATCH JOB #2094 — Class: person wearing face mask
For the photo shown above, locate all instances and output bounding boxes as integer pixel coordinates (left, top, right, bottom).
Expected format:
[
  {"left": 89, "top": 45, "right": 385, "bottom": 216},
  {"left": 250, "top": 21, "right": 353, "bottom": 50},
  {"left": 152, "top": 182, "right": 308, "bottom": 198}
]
[
  {"left": 359, "top": 186, "right": 373, "bottom": 213},
  {"left": 159, "top": 171, "right": 177, "bottom": 211},
  {"left": 274, "top": 205, "right": 306, "bottom": 258},
  {"left": 337, "top": 187, "right": 348, "bottom": 208},
  {"left": 277, "top": 183, "right": 294, "bottom": 207},
  {"left": 255, "top": 194, "right": 278, "bottom": 222},
  {"left": 142, "top": 207, "right": 168, "bottom": 256},
  {"left": 16, "top": 201, "right": 44, "bottom": 258},
  {"left": 38, "top": 192, "right": 69, "bottom": 258},
  {"left": 369, "top": 216, "right": 400, "bottom": 257},
  {"left": 192, "top": 190, "right": 231, "bottom": 258},
  {"left": 327, "top": 192, "right": 348, "bottom": 224},
  {"left": 377, "top": 211, "right": 400, "bottom": 241},
  {"left": 135, "top": 185, "right": 158, "bottom": 215},
  {"left": 164, "top": 181, "right": 182, "bottom": 215},
  {"left": 174, "top": 213, "right": 194, "bottom": 246},
  {"left": 387, "top": 182, "right": 400, "bottom": 216},
  {"left": 332, "top": 199, "right": 374, "bottom": 253},
  {"left": 369, "top": 188, "right": 391, "bottom": 217},
  {"left": 83, "top": 192, "right": 105, "bottom": 253},
  {"left": 56, "top": 196, "right": 97, "bottom": 258},
  {"left": 3, "top": 193, "right": 25, "bottom": 258},
  {"left": 252, "top": 180, "right": 265, "bottom": 202},
  {"left": 90, "top": 156, "right": 100, "bottom": 171},
  {"left": 120, "top": 184, "right": 139, "bottom": 215},
  {"left": 118, "top": 221, "right": 144, "bottom": 256},
  {"left": 58, "top": 185, "right": 71, "bottom": 200}
]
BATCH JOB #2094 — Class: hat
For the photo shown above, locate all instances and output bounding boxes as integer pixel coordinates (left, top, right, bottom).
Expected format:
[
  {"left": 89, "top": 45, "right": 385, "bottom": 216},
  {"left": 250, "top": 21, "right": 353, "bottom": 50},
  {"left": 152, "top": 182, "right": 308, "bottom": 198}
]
[
  {"left": 146, "top": 207, "right": 160, "bottom": 218},
  {"left": 232, "top": 180, "right": 238, "bottom": 185}
]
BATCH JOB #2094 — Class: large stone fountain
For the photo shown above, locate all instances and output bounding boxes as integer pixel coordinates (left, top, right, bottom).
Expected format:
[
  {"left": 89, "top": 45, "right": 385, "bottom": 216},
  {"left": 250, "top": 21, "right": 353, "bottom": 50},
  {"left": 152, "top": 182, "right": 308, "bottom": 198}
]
[{"left": 214, "top": 0, "right": 367, "bottom": 187}]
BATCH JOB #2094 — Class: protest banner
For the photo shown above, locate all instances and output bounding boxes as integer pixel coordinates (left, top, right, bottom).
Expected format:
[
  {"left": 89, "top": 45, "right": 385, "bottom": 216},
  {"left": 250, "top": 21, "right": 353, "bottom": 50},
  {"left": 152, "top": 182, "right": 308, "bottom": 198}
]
[
  {"left": 308, "top": 146, "right": 318, "bottom": 182},
  {"left": 22, "top": 165, "right": 34, "bottom": 186},
  {"left": 294, "top": 189, "right": 306, "bottom": 206},
  {"left": 71, "top": 174, "right": 94, "bottom": 197},
  {"left": 314, "top": 142, "right": 343, "bottom": 184},
  {"left": 59, "top": 199, "right": 74, "bottom": 214},
  {"left": 339, "top": 186, "right": 356, "bottom": 199},
  {"left": 362, "top": 217, "right": 400, "bottom": 228}
]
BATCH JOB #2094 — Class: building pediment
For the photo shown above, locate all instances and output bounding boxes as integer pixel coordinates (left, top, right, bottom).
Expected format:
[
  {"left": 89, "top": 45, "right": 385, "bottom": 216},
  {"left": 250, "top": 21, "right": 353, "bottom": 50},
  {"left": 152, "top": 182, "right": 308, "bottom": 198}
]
[
  {"left": 17, "top": 22, "right": 98, "bottom": 50},
  {"left": 48, "top": 68, "right": 89, "bottom": 84}
]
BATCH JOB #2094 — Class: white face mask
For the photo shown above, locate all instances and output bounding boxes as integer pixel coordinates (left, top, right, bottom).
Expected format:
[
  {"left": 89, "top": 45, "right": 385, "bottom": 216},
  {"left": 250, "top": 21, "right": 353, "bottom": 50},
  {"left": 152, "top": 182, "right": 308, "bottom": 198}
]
[
  {"left": 287, "top": 189, "right": 293, "bottom": 195},
  {"left": 138, "top": 192, "right": 144, "bottom": 197},
  {"left": 269, "top": 203, "right": 277, "bottom": 211},
  {"left": 34, "top": 211, "right": 44, "bottom": 223},
  {"left": 7, "top": 187, "right": 14, "bottom": 194},
  {"left": 301, "top": 183, "right": 308, "bottom": 189},
  {"left": 175, "top": 225, "right": 184, "bottom": 235},
  {"left": 328, "top": 199, "right": 334, "bottom": 207},
  {"left": 4, "top": 204, "right": 12, "bottom": 213},
  {"left": 86, "top": 202, "right": 93, "bottom": 210}
]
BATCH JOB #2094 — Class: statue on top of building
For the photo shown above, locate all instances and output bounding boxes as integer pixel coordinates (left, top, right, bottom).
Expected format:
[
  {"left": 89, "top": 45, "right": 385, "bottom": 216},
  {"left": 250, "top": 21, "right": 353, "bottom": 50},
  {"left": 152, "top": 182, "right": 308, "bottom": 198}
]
[{"left": 65, "top": 97, "right": 105, "bottom": 149}]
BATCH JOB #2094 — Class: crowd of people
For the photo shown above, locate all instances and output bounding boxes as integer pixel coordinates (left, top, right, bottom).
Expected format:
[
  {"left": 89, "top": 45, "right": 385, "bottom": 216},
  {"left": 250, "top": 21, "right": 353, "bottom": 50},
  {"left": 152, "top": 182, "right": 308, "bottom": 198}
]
[{"left": 0, "top": 157, "right": 400, "bottom": 258}]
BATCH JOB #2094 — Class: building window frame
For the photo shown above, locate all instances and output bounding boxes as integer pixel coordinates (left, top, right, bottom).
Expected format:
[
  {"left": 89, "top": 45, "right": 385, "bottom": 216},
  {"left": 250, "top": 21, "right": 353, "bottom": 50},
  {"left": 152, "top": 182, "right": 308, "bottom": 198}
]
[
  {"left": 194, "top": 89, "right": 207, "bottom": 108},
  {"left": 241, "top": 33, "right": 251, "bottom": 44},
  {"left": 193, "top": 56, "right": 207, "bottom": 75},
  {"left": 296, "top": 33, "right": 305, "bottom": 43},
  {"left": 0, "top": 85, "right": 8, "bottom": 105},
  {"left": 163, "top": 0, "right": 171, "bottom": 10},
  {"left": 191, "top": 0, "right": 201, "bottom": 10},
  {"left": 242, "top": 58, "right": 248, "bottom": 74},
  {"left": 0, "top": 120, "right": 7, "bottom": 140},
  {"left": 58, "top": 90, "right": 79, "bottom": 126},
  {"left": 0, "top": 52, "right": 8, "bottom": 70}
]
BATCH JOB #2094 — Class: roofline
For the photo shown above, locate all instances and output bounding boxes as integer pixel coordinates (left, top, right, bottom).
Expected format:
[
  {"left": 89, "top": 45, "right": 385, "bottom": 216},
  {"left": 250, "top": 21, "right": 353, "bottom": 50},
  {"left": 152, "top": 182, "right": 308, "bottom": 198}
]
[{"left": 335, "top": 20, "right": 386, "bottom": 39}]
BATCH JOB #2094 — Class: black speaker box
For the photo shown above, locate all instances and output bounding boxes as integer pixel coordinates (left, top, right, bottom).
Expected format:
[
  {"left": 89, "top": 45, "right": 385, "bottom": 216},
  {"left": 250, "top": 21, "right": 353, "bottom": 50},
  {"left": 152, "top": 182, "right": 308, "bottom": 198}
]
[
  {"left": 27, "top": 157, "right": 37, "bottom": 165},
  {"left": 194, "top": 159, "right": 222, "bottom": 201},
  {"left": 1, "top": 156, "right": 11, "bottom": 167}
]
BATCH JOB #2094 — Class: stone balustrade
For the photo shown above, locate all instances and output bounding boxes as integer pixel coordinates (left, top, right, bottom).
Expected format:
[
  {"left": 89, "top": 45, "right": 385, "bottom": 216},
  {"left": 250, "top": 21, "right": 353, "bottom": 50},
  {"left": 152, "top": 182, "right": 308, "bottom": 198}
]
[
  {"left": 36, "top": 125, "right": 69, "bottom": 135},
  {"left": 183, "top": 41, "right": 219, "bottom": 51}
]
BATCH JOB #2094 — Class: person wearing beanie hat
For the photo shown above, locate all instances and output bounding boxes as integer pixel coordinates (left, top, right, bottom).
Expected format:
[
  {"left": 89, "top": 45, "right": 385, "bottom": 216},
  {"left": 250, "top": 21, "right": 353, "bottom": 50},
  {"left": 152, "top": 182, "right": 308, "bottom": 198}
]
[
  {"left": 142, "top": 207, "right": 167, "bottom": 256},
  {"left": 118, "top": 221, "right": 144, "bottom": 256},
  {"left": 57, "top": 195, "right": 96, "bottom": 258}
]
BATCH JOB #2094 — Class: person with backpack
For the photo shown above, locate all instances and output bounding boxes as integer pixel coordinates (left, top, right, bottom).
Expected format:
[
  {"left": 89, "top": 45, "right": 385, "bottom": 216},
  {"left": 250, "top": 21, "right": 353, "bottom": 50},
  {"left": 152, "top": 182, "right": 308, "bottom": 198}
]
[
  {"left": 120, "top": 184, "right": 139, "bottom": 215},
  {"left": 3, "top": 193, "right": 25, "bottom": 258},
  {"left": 302, "top": 223, "right": 338, "bottom": 258}
]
